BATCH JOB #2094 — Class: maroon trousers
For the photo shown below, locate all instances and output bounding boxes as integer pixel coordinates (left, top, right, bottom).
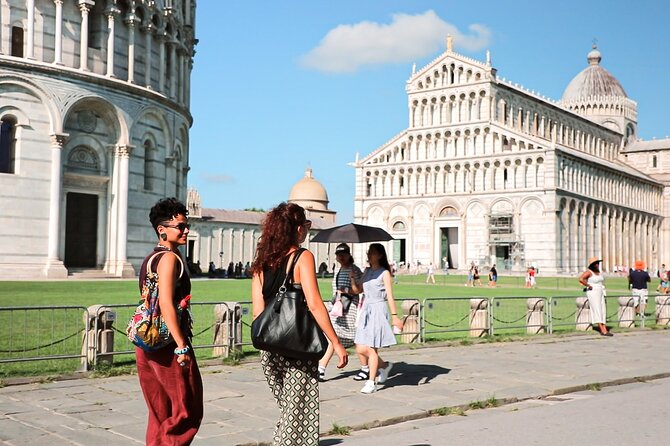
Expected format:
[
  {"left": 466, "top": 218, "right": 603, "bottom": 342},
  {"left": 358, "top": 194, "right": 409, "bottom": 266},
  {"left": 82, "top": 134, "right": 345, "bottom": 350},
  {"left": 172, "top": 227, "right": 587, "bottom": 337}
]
[{"left": 136, "top": 346, "right": 203, "bottom": 446}]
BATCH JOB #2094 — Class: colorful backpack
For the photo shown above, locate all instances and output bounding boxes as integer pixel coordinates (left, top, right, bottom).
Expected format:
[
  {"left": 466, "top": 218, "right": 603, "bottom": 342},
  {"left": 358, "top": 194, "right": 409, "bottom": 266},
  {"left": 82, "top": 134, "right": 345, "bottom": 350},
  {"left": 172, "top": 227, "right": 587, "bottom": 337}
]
[{"left": 126, "top": 250, "right": 191, "bottom": 352}]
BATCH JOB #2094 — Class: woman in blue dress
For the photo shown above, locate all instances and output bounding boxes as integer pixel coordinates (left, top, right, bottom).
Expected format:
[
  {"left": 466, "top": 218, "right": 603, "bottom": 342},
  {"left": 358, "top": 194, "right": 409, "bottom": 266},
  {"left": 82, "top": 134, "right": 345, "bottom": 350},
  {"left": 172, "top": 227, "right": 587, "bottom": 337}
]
[{"left": 350, "top": 243, "right": 403, "bottom": 394}]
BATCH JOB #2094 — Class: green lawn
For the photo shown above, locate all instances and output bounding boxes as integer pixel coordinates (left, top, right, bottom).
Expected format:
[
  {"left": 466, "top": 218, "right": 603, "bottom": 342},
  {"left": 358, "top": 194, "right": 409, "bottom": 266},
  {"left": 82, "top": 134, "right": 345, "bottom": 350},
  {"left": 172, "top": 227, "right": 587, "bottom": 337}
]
[{"left": 0, "top": 274, "right": 659, "bottom": 379}]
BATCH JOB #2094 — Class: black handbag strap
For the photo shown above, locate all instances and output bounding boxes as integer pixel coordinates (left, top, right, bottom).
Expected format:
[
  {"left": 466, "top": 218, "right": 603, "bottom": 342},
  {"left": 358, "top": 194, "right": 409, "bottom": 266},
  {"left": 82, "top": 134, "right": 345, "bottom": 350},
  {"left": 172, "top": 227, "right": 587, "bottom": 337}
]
[{"left": 278, "top": 248, "right": 305, "bottom": 292}]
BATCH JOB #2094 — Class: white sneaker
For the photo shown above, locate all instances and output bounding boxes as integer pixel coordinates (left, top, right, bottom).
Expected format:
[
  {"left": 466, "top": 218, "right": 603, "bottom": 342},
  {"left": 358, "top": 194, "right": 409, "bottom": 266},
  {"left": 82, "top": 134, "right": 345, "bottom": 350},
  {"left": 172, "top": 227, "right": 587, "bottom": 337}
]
[
  {"left": 377, "top": 362, "right": 394, "bottom": 384},
  {"left": 360, "top": 380, "right": 377, "bottom": 394}
]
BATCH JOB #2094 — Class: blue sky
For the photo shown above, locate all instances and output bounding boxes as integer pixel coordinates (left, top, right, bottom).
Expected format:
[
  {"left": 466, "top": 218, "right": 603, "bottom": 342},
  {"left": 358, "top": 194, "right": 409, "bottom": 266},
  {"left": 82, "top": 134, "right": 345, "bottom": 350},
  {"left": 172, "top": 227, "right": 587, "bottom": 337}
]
[{"left": 188, "top": 0, "right": 670, "bottom": 222}]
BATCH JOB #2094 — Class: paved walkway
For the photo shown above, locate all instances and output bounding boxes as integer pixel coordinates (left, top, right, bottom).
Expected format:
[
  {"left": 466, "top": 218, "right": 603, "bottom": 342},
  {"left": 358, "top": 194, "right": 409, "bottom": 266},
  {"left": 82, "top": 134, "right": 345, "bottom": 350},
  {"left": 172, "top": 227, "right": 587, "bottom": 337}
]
[{"left": 2, "top": 330, "right": 670, "bottom": 445}]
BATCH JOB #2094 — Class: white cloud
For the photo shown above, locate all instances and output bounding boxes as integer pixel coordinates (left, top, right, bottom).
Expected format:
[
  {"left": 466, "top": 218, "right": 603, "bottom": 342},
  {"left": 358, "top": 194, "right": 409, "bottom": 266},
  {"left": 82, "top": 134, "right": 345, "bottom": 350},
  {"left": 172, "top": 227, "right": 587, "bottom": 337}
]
[{"left": 299, "top": 10, "right": 492, "bottom": 74}]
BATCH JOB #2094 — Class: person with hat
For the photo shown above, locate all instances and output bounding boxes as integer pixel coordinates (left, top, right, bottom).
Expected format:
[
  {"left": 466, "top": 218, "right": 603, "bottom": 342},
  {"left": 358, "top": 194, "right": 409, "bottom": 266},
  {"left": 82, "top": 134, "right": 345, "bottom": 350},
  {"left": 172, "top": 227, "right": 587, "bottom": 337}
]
[
  {"left": 579, "top": 256, "right": 612, "bottom": 336},
  {"left": 629, "top": 260, "right": 651, "bottom": 320},
  {"left": 317, "top": 243, "right": 363, "bottom": 382}
]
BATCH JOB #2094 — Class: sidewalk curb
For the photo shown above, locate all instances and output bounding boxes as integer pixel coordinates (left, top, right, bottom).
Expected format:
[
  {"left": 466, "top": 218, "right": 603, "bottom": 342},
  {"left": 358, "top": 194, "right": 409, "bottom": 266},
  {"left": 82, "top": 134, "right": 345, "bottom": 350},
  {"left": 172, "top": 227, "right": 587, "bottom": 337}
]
[{"left": 236, "top": 371, "right": 670, "bottom": 446}]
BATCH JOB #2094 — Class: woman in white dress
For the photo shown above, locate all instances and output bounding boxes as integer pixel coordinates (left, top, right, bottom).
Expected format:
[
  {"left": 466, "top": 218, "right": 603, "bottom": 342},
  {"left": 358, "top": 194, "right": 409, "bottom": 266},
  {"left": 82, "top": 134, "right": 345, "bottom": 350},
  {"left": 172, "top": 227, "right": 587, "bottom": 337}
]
[
  {"left": 350, "top": 243, "right": 404, "bottom": 394},
  {"left": 579, "top": 257, "right": 613, "bottom": 336}
]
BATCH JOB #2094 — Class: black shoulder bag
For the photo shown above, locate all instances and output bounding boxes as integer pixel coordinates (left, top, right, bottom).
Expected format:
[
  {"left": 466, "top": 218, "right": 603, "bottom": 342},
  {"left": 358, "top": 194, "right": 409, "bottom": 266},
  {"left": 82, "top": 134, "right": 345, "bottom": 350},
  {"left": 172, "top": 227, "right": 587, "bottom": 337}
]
[{"left": 251, "top": 249, "right": 328, "bottom": 360}]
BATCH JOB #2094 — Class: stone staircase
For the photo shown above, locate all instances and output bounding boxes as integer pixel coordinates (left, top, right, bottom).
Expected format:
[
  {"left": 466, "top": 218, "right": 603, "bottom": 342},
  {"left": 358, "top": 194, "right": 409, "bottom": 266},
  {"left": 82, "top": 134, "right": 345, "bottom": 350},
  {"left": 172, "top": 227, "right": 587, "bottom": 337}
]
[{"left": 67, "top": 268, "right": 121, "bottom": 280}]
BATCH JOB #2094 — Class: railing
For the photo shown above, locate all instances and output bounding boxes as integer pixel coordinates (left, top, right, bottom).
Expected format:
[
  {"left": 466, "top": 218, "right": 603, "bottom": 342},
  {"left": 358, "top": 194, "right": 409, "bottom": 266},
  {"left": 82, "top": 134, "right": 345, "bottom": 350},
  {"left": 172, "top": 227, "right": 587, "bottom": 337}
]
[
  {"left": 1, "top": 293, "right": 667, "bottom": 374},
  {"left": 0, "top": 306, "right": 90, "bottom": 369}
]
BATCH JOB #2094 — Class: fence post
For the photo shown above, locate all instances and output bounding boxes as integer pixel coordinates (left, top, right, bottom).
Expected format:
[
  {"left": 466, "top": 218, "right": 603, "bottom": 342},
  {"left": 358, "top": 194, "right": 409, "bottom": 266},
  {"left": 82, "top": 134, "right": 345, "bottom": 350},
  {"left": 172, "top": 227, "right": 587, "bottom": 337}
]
[
  {"left": 213, "top": 303, "right": 242, "bottom": 358},
  {"left": 400, "top": 299, "right": 420, "bottom": 343},
  {"left": 82, "top": 305, "right": 116, "bottom": 367},
  {"left": 469, "top": 298, "right": 489, "bottom": 337},
  {"left": 526, "top": 298, "right": 545, "bottom": 334},
  {"left": 617, "top": 296, "right": 635, "bottom": 328},
  {"left": 575, "top": 297, "right": 591, "bottom": 331},
  {"left": 656, "top": 295, "right": 670, "bottom": 326}
]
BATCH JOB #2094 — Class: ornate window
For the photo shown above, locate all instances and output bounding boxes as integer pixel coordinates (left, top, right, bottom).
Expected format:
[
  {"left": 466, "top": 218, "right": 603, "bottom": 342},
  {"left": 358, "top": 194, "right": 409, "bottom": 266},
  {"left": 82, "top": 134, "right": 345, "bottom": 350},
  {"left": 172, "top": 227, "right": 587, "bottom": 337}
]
[
  {"left": 67, "top": 146, "right": 100, "bottom": 173},
  {"left": 392, "top": 221, "right": 406, "bottom": 231},
  {"left": 439, "top": 206, "right": 458, "bottom": 217},
  {"left": 0, "top": 117, "right": 17, "bottom": 174}
]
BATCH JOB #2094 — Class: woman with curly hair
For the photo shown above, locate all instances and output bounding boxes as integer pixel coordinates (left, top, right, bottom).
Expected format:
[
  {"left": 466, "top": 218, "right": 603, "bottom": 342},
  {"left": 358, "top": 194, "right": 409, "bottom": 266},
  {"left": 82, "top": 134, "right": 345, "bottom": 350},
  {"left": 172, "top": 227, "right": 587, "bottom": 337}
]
[
  {"left": 136, "top": 198, "right": 203, "bottom": 445},
  {"left": 251, "top": 202, "right": 348, "bottom": 446}
]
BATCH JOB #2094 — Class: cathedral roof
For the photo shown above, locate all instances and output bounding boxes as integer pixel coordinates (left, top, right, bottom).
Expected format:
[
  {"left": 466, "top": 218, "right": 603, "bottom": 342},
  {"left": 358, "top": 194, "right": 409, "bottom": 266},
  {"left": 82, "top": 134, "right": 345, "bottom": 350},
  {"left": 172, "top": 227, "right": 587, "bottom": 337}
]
[
  {"left": 288, "top": 168, "right": 329, "bottom": 210},
  {"left": 562, "top": 45, "right": 627, "bottom": 101},
  {"left": 622, "top": 138, "right": 670, "bottom": 153}
]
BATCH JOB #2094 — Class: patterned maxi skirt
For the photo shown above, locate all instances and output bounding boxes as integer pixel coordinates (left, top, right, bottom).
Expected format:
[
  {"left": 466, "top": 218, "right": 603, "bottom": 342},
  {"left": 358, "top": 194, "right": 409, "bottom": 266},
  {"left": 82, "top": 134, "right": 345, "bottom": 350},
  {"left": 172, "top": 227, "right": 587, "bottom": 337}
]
[{"left": 261, "top": 351, "right": 320, "bottom": 446}]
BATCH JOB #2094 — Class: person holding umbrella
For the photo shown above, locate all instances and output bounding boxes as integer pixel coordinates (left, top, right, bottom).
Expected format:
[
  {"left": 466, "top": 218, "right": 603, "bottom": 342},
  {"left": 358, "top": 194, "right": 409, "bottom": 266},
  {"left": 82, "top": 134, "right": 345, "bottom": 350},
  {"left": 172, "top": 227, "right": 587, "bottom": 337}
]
[{"left": 349, "top": 243, "right": 403, "bottom": 394}]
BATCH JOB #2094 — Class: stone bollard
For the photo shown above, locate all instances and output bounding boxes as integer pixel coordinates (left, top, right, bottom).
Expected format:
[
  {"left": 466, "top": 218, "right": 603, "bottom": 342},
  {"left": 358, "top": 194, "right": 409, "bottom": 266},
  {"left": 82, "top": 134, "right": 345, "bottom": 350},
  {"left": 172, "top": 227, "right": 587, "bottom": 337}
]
[
  {"left": 575, "top": 297, "right": 591, "bottom": 331},
  {"left": 617, "top": 296, "right": 636, "bottom": 328},
  {"left": 656, "top": 295, "right": 670, "bottom": 326},
  {"left": 400, "top": 299, "right": 420, "bottom": 343},
  {"left": 526, "top": 298, "right": 545, "bottom": 334},
  {"left": 213, "top": 302, "right": 242, "bottom": 358},
  {"left": 469, "top": 298, "right": 489, "bottom": 337},
  {"left": 82, "top": 305, "right": 116, "bottom": 368}
]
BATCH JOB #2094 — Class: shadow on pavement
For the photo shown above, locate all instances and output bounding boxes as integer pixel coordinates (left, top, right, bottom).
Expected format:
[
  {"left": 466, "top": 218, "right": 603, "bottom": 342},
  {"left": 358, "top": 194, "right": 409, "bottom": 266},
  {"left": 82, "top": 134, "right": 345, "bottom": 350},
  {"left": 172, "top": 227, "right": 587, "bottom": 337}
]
[
  {"left": 380, "top": 361, "right": 451, "bottom": 388},
  {"left": 320, "top": 439, "right": 344, "bottom": 445}
]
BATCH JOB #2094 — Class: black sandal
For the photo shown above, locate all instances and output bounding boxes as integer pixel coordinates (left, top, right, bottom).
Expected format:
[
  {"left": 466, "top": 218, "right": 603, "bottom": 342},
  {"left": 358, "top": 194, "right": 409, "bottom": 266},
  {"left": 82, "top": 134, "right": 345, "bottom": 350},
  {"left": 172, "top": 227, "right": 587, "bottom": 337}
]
[{"left": 353, "top": 370, "right": 369, "bottom": 381}]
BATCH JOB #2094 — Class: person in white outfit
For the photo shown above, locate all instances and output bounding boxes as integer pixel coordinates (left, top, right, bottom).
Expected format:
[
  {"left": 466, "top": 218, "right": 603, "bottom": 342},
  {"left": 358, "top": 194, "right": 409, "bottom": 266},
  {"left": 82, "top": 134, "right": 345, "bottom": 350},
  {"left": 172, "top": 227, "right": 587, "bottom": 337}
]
[{"left": 579, "top": 257, "right": 612, "bottom": 336}]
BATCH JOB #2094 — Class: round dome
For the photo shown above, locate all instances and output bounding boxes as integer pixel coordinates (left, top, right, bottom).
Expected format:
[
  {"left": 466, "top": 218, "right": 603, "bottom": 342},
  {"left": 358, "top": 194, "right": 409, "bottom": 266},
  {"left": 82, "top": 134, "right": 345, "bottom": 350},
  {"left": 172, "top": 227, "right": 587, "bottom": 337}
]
[
  {"left": 288, "top": 168, "right": 329, "bottom": 210},
  {"left": 562, "top": 45, "right": 627, "bottom": 101}
]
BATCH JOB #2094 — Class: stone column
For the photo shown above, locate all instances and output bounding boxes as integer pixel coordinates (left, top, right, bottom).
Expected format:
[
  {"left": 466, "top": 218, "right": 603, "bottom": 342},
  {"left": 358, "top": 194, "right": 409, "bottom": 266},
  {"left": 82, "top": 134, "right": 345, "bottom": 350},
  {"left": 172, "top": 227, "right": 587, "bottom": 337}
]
[
  {"left": 575, "top": 297, "right": 591, "bottom": 331},
  {"left": 158, "top": 32, "right": 167, "bottom": 93},
  {"left": 105, "top": 7, "right": 119, "bottom": 77},
  {"left": 53, "top": 0, "right": 64, "bottom": 64},
  {"left": 126, "top": 14, "right": 139, "bottom": 83},
  {"left": 78, "top": 1, "right": 94, "bottom": 70},
  {"left": 400, "top": 300, "right": 421, "bottom": 343},
  {"left": 169, "top": 41, "right": 177, "bottom": 98},
  {"left": 45, "top": 134, "right": 69, "bottom": 278},
  {"left": 527, "top": 298, "right": 545, "bottom": 334},
  {"left": 114, "top": 145, "right": 136, "bottom": 277},
  {"left": 27, "top": 0, "right": 35, "bottom": 59},
  {"left": 143, "top": 24, "right": 155, "bottom": 88},
  {"left": 617, "top": 296, "right": 635, "bottom": 328},
  {"left": 469, "top": 298, "right": 489, "bottom": 337},
  {"left": 602, "top": 209, "right": 610, "bottom": 272}
]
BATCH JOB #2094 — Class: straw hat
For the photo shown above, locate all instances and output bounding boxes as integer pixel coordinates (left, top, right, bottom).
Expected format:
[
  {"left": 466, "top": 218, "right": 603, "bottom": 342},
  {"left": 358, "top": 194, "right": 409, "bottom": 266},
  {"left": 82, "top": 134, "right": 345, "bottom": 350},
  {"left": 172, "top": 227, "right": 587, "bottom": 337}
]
[
  {"left": 587, "top": 256, "right": 601, "bottom": 267},
  {"left": 634, "top": 260, "right": 646, "bottom": 270}
]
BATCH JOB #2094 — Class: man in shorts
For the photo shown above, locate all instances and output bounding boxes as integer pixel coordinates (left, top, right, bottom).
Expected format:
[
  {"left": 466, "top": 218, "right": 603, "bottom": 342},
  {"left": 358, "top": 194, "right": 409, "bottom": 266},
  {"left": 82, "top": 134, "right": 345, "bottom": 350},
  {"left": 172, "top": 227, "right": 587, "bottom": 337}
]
[{"left": 629, "top": 260, "right": 651, "bottom": 319}]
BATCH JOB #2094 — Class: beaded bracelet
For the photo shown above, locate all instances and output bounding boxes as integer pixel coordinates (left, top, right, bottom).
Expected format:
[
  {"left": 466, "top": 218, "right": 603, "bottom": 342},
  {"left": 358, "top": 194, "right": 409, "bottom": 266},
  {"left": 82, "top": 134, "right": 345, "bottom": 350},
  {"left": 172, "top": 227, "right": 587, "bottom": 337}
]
[{"left": 174, "top": 345, "right": 190, "bottom": 355}]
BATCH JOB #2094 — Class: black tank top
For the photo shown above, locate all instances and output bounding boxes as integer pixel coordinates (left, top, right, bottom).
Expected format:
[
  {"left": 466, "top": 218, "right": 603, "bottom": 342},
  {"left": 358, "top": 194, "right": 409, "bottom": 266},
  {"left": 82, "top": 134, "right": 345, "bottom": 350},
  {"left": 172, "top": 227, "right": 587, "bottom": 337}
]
[{"left": 261, "top": 249, "right": 304, "bottom": 301}]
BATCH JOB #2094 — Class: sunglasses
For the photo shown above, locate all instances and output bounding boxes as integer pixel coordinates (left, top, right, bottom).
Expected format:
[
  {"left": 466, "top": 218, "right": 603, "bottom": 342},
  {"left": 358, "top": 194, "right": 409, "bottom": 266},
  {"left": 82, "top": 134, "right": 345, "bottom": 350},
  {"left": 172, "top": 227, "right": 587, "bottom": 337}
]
[{"left": 162, "top": 223, "right": 190, "bottom": 232}]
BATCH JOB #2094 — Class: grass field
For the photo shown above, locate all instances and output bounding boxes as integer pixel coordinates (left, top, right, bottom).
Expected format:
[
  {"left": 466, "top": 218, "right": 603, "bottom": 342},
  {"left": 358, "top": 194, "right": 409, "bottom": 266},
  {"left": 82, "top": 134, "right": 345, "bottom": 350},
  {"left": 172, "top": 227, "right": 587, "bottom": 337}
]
[{"left": 0, "top": 273, "right": 660, "bottom": 379}]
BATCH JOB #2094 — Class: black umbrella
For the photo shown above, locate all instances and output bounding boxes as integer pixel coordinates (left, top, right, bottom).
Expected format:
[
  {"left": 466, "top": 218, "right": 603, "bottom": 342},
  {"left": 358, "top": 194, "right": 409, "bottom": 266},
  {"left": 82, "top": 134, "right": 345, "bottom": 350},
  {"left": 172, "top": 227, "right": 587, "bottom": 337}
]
[{"left": 311, "top": 223, "right": 394, "bottom": 243}]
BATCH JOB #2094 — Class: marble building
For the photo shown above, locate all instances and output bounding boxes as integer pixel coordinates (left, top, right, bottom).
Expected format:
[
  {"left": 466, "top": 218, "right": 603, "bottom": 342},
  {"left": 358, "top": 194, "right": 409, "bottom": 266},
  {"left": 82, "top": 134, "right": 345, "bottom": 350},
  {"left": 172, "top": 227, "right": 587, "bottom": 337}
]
[
  {"left": 354, "top": 38, "right": 669, "bottom": 274},
  {"left": 187, "top": 168, "right": 338, "bottom": 273},
  {"left": 0, "top": 0, "right": 197, "bottom": 278}
]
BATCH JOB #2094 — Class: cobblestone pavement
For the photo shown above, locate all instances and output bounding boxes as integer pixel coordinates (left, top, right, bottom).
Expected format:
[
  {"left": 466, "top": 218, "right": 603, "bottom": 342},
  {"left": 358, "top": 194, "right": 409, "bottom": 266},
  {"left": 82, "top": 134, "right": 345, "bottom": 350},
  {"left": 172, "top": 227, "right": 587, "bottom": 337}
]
[{"left": 1, "top": 330, "right": 669, "bottom": 445}]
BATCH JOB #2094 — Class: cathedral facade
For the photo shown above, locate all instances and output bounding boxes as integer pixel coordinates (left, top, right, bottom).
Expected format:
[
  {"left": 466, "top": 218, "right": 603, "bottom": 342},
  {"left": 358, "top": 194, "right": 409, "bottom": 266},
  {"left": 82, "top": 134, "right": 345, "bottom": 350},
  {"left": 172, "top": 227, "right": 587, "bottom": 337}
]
[
  {"left": 0, "top": 0, "right": 196, "bottom": 278},
  {"left": 354, "top": 40, "right": 668, "bottom": 275}
]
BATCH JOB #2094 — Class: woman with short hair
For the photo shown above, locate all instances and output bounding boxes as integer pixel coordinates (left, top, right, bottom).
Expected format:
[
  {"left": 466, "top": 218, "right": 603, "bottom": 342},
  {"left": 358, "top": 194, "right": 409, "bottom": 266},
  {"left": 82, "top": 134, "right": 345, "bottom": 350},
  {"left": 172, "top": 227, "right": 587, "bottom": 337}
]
[{"left": 135, "top": 197, "right": 203, "bottom": 446}]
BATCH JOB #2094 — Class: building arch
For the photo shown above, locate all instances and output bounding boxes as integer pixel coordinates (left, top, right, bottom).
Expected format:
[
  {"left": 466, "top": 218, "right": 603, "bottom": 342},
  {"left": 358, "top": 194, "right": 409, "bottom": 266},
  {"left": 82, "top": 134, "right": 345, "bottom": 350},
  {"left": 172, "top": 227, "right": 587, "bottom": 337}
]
[{"left": 0, "top": 75, "right": 61, "bottom": 133}]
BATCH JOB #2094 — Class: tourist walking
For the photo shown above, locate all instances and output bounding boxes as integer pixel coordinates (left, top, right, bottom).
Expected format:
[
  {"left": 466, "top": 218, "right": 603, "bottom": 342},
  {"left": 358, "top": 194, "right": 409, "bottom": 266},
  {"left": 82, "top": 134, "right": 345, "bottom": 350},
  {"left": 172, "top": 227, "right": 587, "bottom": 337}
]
[
  {"left": 488, "top": 265, "right": 498, "bottom": 287},
  {"left": 251, "top": 203, "right": 347, "bottom": 445},
  {"left": 465, "top": 263, "right": 475, "bottom": 287},
  {"left": 426, "top": 262, "right": 436, "bottom": 284},
  {"left": 578, "top": 257, "right": 612, "bottom": 336},
  {"left": 350, "top": 243, "right": 403, "bottom": 394},
  {"left": 629, "top": 260, "right": 651, "bottom": 318},
  {"left": 318, "top": 243, "right": 363, "bottom": 381},
  {"left": 134, "top": 198, "right": 203, "bottom": 446}
]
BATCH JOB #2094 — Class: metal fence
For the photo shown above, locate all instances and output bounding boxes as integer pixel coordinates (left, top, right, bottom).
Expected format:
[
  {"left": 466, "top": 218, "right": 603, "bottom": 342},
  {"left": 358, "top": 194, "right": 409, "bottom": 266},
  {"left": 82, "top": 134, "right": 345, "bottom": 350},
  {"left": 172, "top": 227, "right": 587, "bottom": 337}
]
[
  {"left": 1, "top": 293, "right": 667, "bottom": 373},
  {"left": 0, "top": 306, "right": 90, "bottom": 367}
]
